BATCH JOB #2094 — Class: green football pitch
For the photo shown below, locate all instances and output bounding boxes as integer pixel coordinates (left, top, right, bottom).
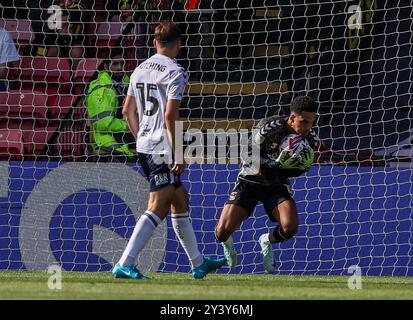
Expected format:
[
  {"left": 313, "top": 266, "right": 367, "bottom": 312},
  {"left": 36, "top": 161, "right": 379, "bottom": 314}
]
[{"left": 0, "top": 271, "right": 412, "bottom": 300}]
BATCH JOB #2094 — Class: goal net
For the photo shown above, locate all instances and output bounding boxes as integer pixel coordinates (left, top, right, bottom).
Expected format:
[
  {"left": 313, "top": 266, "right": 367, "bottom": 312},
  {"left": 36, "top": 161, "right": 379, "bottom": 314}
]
[{"left": 0, "top": 0, "right": 412, "bottom": 276}]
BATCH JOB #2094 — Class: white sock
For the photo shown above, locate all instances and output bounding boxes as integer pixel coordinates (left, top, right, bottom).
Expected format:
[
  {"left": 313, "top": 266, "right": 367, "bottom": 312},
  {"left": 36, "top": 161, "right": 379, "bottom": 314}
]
[
  {"left": 171, "top": 212, "right": 203, "bottom": 268},
  {"left": 118, "top": 211, "right": 162, "bottom": 267}
]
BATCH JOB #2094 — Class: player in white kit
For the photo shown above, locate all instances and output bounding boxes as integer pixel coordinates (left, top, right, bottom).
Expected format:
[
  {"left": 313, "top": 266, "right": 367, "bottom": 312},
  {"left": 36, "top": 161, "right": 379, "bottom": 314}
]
[{"left": 112, "top": 21, "right": 227, "bottom": 279}]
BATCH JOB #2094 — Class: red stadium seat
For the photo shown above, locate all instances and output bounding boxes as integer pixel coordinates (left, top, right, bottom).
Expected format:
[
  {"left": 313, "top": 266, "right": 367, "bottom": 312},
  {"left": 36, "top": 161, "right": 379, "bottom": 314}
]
[
  {"left": 49, "top": 94, "right": 79, "bottom": 120},
  {"left": 0, "top": 90, "right": 48, "bottom": 126},
  {"left": 11, "top": 56, "right": 73, "bottom": 108},
  {"left": 0, "top": 128, "right": 24, "bottom": 160},
  {"left": 0, "top": 19, "right": 33, "bottom": 53},
  {"left": 17, "top": 56, "right": 72, "bottom": 93},
  {"left": 74, "top": 59, "right": 102, "bottom": 84},
  {"left": 95, "top": 22, "right": 137, "bottom": 58},
  {"left": 96, "top": 22, "right": 125, "bottom": 48},
  {"left": 5, "top": 121, "right": 58, "bottom": 155},
  {"left": 22, "top": 124, "right": 59, "bottom": 155},
  {"left": 72, "top": 59, "right": 102, "bottom": 95}
]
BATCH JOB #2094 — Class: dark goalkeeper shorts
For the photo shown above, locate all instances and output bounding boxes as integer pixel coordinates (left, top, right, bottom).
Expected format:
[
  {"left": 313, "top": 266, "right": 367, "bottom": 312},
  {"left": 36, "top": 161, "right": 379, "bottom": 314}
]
[
  {"left": 137, "top": 153, "right": 182, "bottom": 192},
  {"left": 226, "top": 179, "right": 294, "bottom": 221}
]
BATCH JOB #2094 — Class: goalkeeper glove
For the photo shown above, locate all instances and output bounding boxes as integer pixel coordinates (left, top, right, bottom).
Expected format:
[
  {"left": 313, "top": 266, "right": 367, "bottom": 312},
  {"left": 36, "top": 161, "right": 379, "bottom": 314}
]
[
  {"left": 275, "top": 150, "right": 303, "bottom": 169},
  {"left": 300, "top": 147, "right": 314, "bottom": 171},
  {"left": 276, "top": 148, "right": 314, "bottom": 171}
]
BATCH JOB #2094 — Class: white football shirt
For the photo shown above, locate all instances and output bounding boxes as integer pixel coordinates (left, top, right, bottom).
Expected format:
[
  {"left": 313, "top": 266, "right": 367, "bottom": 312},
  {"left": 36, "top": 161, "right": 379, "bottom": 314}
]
[{"left": 127, "top": 53, "right": 187, "bottom": 155}]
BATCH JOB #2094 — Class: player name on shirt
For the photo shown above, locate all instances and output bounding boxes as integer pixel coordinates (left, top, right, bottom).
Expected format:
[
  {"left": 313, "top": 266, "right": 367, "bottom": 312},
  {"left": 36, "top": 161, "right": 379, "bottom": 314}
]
[{"left": 138, "top": 61, "right": 167, "bottom": 72}]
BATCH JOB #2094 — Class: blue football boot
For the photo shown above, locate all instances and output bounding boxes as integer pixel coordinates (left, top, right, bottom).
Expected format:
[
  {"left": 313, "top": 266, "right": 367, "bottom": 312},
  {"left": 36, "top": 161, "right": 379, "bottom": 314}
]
[
  {"left": 112, "top": 263, "right": 150, "bottom": 280},
  {"left": 192, "top": 256, "right": 228, "bottom": 279}
]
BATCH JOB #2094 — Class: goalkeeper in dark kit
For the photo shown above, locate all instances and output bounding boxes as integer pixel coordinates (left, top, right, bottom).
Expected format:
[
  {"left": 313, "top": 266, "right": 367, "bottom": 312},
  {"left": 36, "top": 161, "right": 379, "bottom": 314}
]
[{"left": 215, "top": 96, "right": 319, "bottom": 272}]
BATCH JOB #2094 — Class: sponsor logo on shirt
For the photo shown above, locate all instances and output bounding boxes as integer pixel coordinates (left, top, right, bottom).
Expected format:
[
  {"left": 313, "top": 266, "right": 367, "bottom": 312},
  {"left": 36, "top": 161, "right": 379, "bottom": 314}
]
[{"left": 154, "top": 173, "right": 169, "bottom": 186}]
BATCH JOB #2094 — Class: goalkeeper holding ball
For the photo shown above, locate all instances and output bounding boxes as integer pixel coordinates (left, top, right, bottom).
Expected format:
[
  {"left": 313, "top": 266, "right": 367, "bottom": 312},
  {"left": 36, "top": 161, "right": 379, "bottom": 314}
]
[{"left": 215, "top": 96, "right": 319, "bottom": 273}]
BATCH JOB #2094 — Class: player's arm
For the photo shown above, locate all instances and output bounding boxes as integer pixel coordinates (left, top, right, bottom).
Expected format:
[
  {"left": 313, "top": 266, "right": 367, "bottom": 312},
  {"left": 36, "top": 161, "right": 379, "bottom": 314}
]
[
  {"left": 251, "top": 117, "right": 282, "bottom": 169},
  {"left": 253, "top": 117, "right": 282, "bottom": 146},
  {"left": 165, "top": 99, "right": 184, "bottom": 174},
  {"left": 165, "top": 68, "right": 187, "bottom": 175},
  {"left": 122, "top": 95, "right": 139, "bottom": 138}
]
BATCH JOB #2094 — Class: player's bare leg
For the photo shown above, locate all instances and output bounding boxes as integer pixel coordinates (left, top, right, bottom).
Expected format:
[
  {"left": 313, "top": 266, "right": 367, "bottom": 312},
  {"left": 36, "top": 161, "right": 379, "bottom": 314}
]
[
  {"left": 215, "top": 204, "right": 249, "bottom": 267},
  {"left": 171, "top": 185, "right": 189, "bottom": 212},
  {"left": 171, "top": 186, "right": 227, "bottom": 278},
  {"left": 259, "top": 199, "right": 298, "bottom": 273},
  {"left": 269, "top": 200, "right": 299, "bottom": 241},
  {"left": 148, "top": 185, "right": 176, "bottom": 219},
  {"left": 215, "top": 204, "right": 249, "bottom": 241}
]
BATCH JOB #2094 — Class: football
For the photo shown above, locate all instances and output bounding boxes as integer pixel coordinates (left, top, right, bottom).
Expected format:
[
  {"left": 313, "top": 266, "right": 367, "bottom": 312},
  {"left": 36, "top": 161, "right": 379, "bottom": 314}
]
[{"left": 279, "top": 134, "right": 312, "bottom": 160}]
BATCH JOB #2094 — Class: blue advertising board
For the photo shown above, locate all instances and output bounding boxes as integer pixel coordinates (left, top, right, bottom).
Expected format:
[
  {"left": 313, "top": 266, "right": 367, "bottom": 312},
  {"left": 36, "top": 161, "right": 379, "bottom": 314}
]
[{"left": 0, "top": 162, "right": 412, "bottom": 276}]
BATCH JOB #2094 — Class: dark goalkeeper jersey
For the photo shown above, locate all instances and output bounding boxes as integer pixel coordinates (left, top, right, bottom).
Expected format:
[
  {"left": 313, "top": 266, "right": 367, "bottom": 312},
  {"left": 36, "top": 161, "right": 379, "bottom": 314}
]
[{"left": 238, "top": 115, "right": 319, "bottom": 186}]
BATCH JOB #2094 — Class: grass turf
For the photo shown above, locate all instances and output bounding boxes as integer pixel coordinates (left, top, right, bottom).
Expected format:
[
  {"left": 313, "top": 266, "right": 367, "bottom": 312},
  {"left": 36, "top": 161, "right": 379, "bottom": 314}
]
[{"left": 0, "top": 271, "right": 412, "bottom": 300}]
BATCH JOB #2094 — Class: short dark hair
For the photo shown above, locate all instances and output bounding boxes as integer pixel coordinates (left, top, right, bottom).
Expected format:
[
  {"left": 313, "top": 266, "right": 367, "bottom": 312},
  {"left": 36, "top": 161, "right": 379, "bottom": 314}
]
[
  {"left": 108, "top": 47, "right": 124, "bottom": 59},
  {"left": 104, "top": 47, "right": 125, "bottom": 64},
  {"left": 102, "top": 48, "right": 124, "bottom": 67},
  {"left": 154, "top": 21, "right": 181, "bottom": 44},
  {"left": 290, "top": 96, "right": 318, "bottom": 114}
]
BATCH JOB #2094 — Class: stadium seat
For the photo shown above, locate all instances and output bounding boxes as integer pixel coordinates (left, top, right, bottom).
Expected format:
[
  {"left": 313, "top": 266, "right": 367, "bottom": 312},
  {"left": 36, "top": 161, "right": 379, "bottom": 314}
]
[
  {"left": 95, "top": 22, "right": 137, "bottom": 58},
  {"left": 0, "top": 90, "right": 48, "bottom": 126},
  {"left": 25, "top": 124, "right": 59, "bottom": 155},
  {"left": 17, "top": 56, "right": 72, "bottom": 94},
  {"left": 73, "top": 59, "right": 102, "bottom": 95},
  {"left": 74, "top": 59, "right": 102, "bottom": 83},
  {"left": 56, "top": 119, "right": 88, "bottom": 158},
  {"left": 95, "top": 22, "right": 125, "bottom": 49},
  {"left": 0, "top": 19, "right": 33, "bottom": 53},
  {"left": 49, "top": 94, "right": 79, "bottom": 120},
  {"left": 0, "top": 117, "right": 86, "bottom": 157},
  {"left": 5, "top": 121, "right": 58, "bottom": 155},
  {"left": 8, "top": 57, "right": 80, "bottom": 123},
  {"left": 0, "top": 128, "right": 24, "bottom": 160}
]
